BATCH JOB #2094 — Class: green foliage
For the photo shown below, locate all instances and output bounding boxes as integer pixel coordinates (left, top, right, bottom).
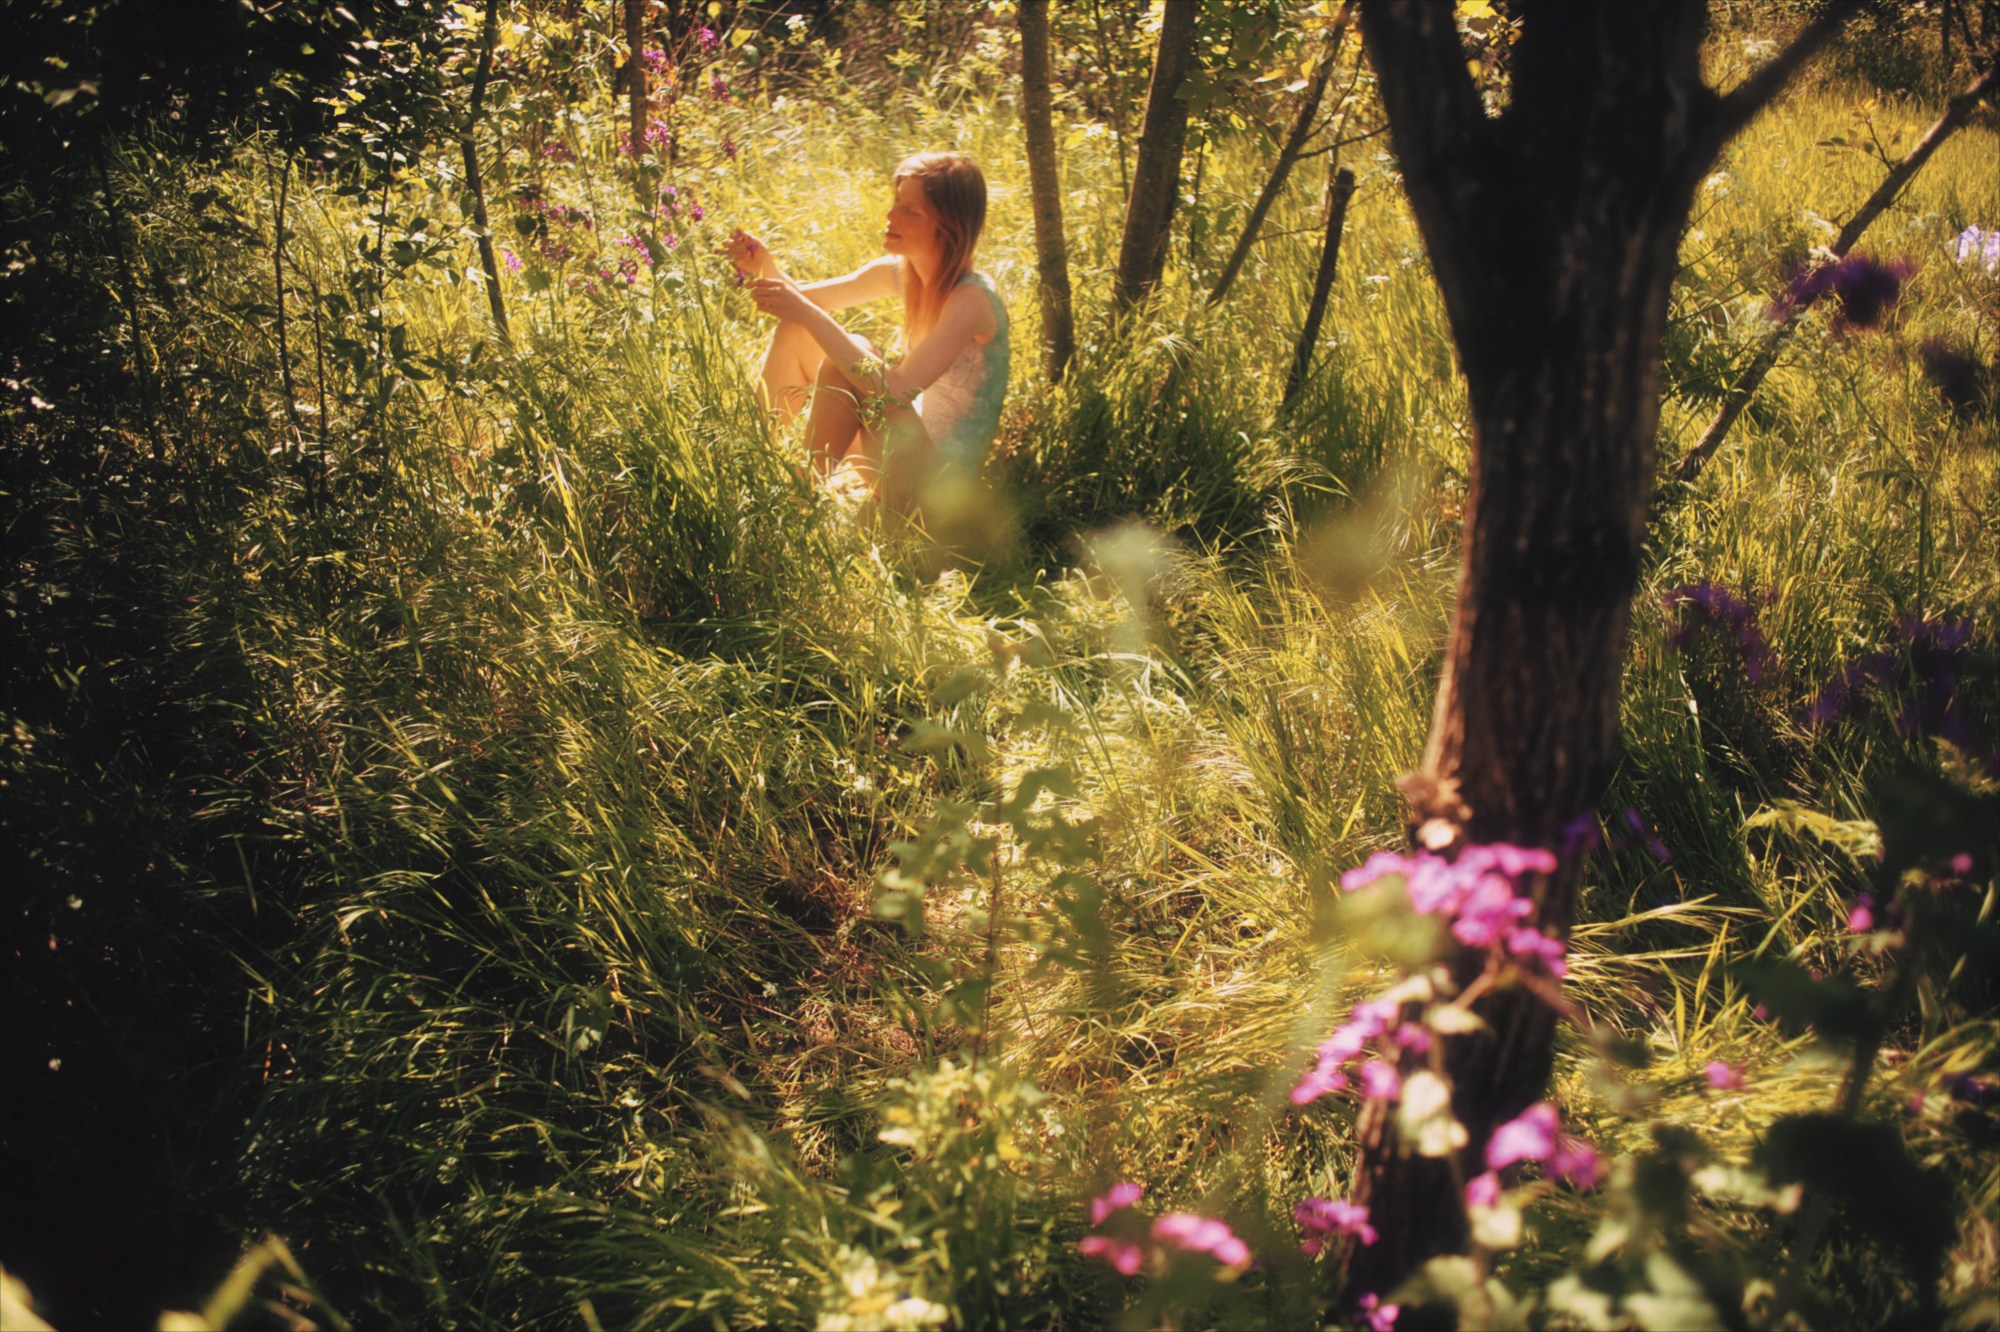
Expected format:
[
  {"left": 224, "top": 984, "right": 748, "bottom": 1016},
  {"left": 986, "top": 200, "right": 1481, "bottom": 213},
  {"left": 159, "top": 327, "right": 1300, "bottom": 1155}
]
[{"left": 2, "top": 5, "right": 1998, "bottom": 1330}]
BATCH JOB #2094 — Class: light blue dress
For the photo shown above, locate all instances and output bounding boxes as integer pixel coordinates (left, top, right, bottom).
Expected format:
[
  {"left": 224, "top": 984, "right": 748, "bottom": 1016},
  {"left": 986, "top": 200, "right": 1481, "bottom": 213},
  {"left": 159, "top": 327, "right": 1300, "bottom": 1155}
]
[{"left": 913, "top": 271, "right": 1009, "bottom": 473}]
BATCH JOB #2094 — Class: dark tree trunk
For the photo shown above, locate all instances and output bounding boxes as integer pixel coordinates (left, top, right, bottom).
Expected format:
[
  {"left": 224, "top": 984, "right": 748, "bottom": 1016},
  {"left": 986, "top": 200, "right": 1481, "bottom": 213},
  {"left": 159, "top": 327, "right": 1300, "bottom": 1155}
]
[
  {"left": 1018, "top": 0, "right": 1077, "bottom": 382},
  {"left": 623, "top": 0, "right": 647, "bottom": 162},
  {"left": 461, "top": 0, "right": 510, "bottom": 347},
  {"left": 1281, "top": 162, "right": 1356, "bottom": 410},
  {"left": 1338, "top": 0, "right": 1853, "bottom": 1308},
  {"left": 1114, "top": 0, "right": 1200, "bottom": 309},
  {"left": 1209, "top": 0, "right": 1355, "bottom": 308}
]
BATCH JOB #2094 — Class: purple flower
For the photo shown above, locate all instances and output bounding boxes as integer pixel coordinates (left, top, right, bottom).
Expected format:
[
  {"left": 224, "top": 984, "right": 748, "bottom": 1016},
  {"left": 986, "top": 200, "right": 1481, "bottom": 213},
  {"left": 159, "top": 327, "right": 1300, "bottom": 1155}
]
[
  {"left": 1358, "top": 1292, "right": 1400, "bottom": 1332},
  {"left": 1950, "top": 853, "right": 1974, "bottom": 877},
  {"left": 1090, "top": 1181, "right": 1143, "bottom": 1225},
  {"left": 501, "top": 247, "right": 522, "bottom": 274},
  {"left": 1944, "top": 1073, "right": 1994, "bottom": 1104},
  {"left": 697, "top": 25, "right": 719, "bottom": 52},
  {"left": 1464, "top": 1170, "right": 1501, "bottom": 1208},
  {"left": 1546, "top": 1137, "right": 1603, "bottom": 1189},
  {"left": 641, "top": 47, "right": 671, "bottom": 75},
  {"left": 689, "top": 203, "right": 705, "bottom": 222},
  {"left": 1291, "top": 1001, "right": 1393, "bottom": 1106},
  {"left": 1078, "top": 1234, "right": 1145, "bottom": 1275},
  {"left": 709, "top": 73, "right": 731, "bottom": 100},
  {"left": 1294, "top": 1197, "right": 1377, "bottom": 1252},
  {"left": 1486, "top": 1102, "right": 1559, "bottom": 1169},
  {"left": 1150, "top": 1213, "right": 1251, "bottom": 1268},
  {"left": 1776, "top": 253, "right": 1911, "bottom": 333},
  {"left": 1955, "top": 224, "right": 2000, "bottom": 274},
  {"left": 1504, "top": 927, "right": 1568, "bottom": 977},
  {"left": 1359, "top": 1058, "right": 1402, "bottom": 1102},
  {"left": 1666, "top": 582, "right": 1776, "bottom": 684},
  {"left": 1452, "top": 874, "right": 1533, "bottom": 946},
  {"left": 722, "top": 136, "right": 739, "bottom": 160},
  {"left": 1705, "top": 1060, "right": 1743, "bottom": 1090},
  {"left": 1393, "top": 1022, "right": 1432, "bottom": 1057},
  {"left": 1848, "top": 893, "right": 1876, "bottom": 933}
]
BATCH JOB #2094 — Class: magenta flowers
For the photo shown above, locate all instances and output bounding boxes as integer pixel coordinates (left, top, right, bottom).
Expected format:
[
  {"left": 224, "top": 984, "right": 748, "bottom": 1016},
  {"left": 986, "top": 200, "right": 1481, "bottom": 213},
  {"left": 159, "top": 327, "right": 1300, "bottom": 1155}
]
[
  {"left": 1705, "top": 1060, "right": 1744, "bottom": 1090},
  {"left": 1485, "top": 1101, "right": 1602, "bottom": 1187},
  {"left": 1294, "top": 1197, "right": 1377, "bottom": 1254},
  {"left": 1078, "top": 1183, "right": 1252, "bottom": 1276}
]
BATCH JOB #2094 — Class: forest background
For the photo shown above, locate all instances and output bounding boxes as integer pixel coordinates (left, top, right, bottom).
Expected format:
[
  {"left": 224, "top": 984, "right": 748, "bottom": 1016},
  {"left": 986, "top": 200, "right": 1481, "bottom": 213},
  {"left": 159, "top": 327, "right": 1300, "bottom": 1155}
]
[{"left": 1, "top": 0, "right": 1997, "bottom": 1328}]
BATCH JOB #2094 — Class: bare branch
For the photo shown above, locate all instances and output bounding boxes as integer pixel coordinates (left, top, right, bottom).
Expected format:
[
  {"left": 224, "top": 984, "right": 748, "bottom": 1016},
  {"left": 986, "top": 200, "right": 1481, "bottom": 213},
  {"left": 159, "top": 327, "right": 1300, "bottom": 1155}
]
[{"left": 1698, "top": 0, "right": 1860, "bottom": 160}]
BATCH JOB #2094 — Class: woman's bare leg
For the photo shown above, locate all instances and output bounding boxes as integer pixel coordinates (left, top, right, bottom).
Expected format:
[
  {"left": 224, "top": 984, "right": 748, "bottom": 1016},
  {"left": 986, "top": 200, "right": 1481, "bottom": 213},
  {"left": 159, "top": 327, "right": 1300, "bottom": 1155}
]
[
  {"left": 807, "top": 355, "right": 936, "bottom": 512},
  {"left": 760, "top": 320, "right": 822, "bottom": 425}
]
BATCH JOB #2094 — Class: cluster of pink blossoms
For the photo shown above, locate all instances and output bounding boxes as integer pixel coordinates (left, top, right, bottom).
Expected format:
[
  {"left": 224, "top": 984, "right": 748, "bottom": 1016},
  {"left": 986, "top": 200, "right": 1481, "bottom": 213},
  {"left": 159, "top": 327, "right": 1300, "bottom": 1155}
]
[
  {"left": 1343, "top": 842, "right": 1564, "bottom": 962},
  {"left": 1077, "top": 1183, "right": 1251, "bottom": 1276},
  {"left": 1292, "top": 1196, "right": 1375, "bottom": 1254},
  {"left": 1292, "top": 844, "right": 1566, "bottom": 1107},
  {"left": 1466, "top": 1100, "right": 1602, "bottom": 1202}
]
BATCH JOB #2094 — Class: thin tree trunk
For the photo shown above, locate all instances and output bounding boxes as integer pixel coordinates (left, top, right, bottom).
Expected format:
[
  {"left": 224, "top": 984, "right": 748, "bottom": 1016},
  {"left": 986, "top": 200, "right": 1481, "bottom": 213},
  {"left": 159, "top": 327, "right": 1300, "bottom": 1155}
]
[
  {"left": 1113, "top": 0, "right": 1200, "bottom": 310},
  {"left": 1280, "top": 164, "right": 1356, "bottom": 410},
  {"left": 462, "top": 0, "right": 512, "bottom": 347},
  {"left": 1089, "top": 0, "right": 1132, "bottom": 204},
  {"left": 269, "top": 156, "right": 303, "bottom": 441},
  {"left": 1671, "top": 57, "right": 1998, "bottom": 489},
  {"left": 623, "top": 0, "right": 647, "bottom": 162},
  {"left": 1340, "top": 1, "right": 1854, "bottom": 1311},
  {"left": 1209, "top": 0, "right": 1355, "bottom": 307},
  {"left": 1018, "top": 0, "right": 1076, "bottom": 382}
]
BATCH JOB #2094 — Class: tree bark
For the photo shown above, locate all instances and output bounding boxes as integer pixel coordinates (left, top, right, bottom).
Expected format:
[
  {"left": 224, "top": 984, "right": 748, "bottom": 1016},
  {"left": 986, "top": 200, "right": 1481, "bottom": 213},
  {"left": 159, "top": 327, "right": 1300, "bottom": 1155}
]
[
  {"left": 1338, "top": 0, "right": 1854, "bottom": 1310},
  {"left": 623, "top": 0, "right": 647, "bottom": 161},
  {"left": 461, "top": 0, "right": 511, "bottom": 347},
  {"left": 1209, "top": 0, "right": 1355, "bottom": 308},
  {"left": 1017, "top": 0, "right": 1077, "bottom": 382},
  {"left": 1670, "top": 57, "right": 1999, "bottom": 489},
  {"left": 1280, "top": 163, "right": 1355, "bottom": 410},
  {"left": 1113, "top": 0, "right": 1201, "bottom": 310}
]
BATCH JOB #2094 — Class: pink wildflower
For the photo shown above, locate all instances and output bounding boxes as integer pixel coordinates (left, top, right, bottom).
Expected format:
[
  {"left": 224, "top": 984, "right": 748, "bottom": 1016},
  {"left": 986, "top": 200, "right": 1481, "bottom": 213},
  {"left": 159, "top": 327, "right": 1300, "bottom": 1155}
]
[
  {"left": 501, "top": 248, "right": 522, "bottom": 274},
  {"left": 1848, "top": 894, "right": 1876, "bottom": 933},
  {"left": 1294, "top": 1197, "right": 1377, "bottom": 1253},
  {"left": 1150, "top": 1213, "right": 1251, "bottom": 1268},
  {"left": 1359, "top": 1058, "right": 1402, "bottom": 1102},
  {"left": 1393, "top": 1022, "right": 1432, "bottom": 1057},
  {"left": 1078, "top": 1234, "right": 1145, "bottom": 1275},
  {"left": 1090, "top": 1181, "right": 1143, "bottom": 1225},
  {"left": 1452, "top": 874, "right": 1532, "bottom": 946},
  {"left": 1504, "top": 926, "right": 1568, "bottom": 976},
  {"left": 1358, "top": 1292, "right": 1400, "bottom": 1331},
  {"left": 1705, "top": 1061, "right": 1743, "bottom": 1091},
  {"left": 1547, "top": 1137, "right": 1603, "bottom": 1190},
  {"left": 697, "top": 25, "right": 719, "bottom": 51},
  {"left": 1464, "top": 1170, "right": 1501, "bottom": 1208},
  {"left": 1949, "top": 852, "right": 1974, "bottom": 877},
  {"left": 1486, "top": 1102, "right": 1559, "bottom": 1169}
]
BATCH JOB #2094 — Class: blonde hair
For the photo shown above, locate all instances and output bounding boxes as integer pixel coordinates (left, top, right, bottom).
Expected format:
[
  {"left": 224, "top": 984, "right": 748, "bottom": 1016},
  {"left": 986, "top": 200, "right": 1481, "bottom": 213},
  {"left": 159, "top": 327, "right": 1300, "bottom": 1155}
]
[{"left": 893, "top": 151, "right": 986, "bottom": 345}]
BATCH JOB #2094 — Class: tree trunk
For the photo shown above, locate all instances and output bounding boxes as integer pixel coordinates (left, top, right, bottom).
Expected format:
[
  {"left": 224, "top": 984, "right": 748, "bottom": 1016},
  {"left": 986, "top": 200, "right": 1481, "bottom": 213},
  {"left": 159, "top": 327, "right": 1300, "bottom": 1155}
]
[
  {"left": 1113, "top": 0, "right": 1200, "bottom": 310},
  {"left": 623, "top": 0, "right": 647, "bottom": 161},
  {"left": 1281, "top": 163, "right": 1355, "bottom": 410},
  {"left": 1209, "top": 0, "right": 1354, "bottom": 308},
  {"left": 1017, "top": 0, "right": 1077, "bottom": 382},
  {"left": 461, "top": 0, "right": 511, "bottom": 347},
  {"left": 1339, "top": 0, "right": 1853, "bottom": 1309}
]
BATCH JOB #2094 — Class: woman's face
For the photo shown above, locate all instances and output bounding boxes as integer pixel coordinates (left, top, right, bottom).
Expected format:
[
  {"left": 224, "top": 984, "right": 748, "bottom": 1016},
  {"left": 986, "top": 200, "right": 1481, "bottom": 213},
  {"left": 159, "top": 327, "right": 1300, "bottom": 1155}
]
[{"left": 884, "top": 175, "right": 940, "bottom": 261}]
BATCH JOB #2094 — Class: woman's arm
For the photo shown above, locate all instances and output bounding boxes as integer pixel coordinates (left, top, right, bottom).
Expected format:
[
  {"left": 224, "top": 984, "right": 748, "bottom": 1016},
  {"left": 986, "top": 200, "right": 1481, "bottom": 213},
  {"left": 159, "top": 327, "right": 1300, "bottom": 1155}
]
[
  {"left": 724, "top": 229, "right": 898, "bottom": 311},
  {"left": 749, "top": 277, "right": 990, "bottom": 420}
]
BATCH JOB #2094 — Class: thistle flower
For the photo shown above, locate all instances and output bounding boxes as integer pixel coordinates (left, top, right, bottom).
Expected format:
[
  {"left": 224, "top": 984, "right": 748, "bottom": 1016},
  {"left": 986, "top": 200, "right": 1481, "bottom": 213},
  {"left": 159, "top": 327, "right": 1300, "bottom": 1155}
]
[{"left": 1775, "top": 253, "right": 1911, "bottom": 333}]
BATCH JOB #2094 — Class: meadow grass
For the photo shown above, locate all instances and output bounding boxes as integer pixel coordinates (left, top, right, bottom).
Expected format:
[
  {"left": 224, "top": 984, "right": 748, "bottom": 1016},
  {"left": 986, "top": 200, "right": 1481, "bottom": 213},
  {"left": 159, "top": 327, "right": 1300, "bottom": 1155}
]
[{"left": 4, "top": 28, "right": 1997, "bottom": 1330}]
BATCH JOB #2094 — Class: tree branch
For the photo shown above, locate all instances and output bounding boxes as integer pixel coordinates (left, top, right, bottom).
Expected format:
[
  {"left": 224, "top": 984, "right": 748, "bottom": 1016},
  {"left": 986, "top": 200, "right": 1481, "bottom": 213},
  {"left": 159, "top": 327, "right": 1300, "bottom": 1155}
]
[
  {"left": 1670, "top": 56, "right": 2000, "bottom": 489},
  {"left": 1697, "top": 0, "right": 1860, "bottom": 160}
]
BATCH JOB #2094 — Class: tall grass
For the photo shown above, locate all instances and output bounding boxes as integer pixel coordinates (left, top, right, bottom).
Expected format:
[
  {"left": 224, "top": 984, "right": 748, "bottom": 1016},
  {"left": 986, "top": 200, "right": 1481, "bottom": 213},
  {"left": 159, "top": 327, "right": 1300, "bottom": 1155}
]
[{"left": 3, "top": 25, "right": 1996, "bottom": 1330}]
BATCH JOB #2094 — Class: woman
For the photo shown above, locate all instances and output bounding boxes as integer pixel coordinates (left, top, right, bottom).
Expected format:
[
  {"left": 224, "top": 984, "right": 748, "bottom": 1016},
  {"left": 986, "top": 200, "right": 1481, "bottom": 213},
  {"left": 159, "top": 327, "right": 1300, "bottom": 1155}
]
[{"left": 722, "top": 151, "right": 1009, "bottom": 512}]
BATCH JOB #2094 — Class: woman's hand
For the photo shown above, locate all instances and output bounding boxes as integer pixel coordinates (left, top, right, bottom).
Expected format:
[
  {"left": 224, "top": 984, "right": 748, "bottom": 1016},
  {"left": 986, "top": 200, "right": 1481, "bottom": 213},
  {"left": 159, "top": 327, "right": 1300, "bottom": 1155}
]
[
  {"left": 748, "top": 274, "right": 817, "bottom": 325},
  {"left": 719, "top": 228, "right": 771, "bottom": 280}
]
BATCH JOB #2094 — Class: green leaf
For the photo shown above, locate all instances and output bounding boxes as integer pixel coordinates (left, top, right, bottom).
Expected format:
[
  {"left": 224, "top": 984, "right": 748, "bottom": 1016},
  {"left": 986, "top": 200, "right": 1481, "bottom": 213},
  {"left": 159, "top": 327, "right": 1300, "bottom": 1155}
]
[{"left": 1755, "top": 1113, "right": 1954, "bottom": 1285}]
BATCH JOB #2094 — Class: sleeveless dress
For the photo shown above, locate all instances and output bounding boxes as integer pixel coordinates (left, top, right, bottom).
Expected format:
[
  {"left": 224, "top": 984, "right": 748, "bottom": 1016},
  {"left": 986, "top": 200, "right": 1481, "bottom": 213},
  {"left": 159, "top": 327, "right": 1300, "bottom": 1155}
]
[{"left": 912, "top": 271, "right": 1009, "bottom": 473}]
